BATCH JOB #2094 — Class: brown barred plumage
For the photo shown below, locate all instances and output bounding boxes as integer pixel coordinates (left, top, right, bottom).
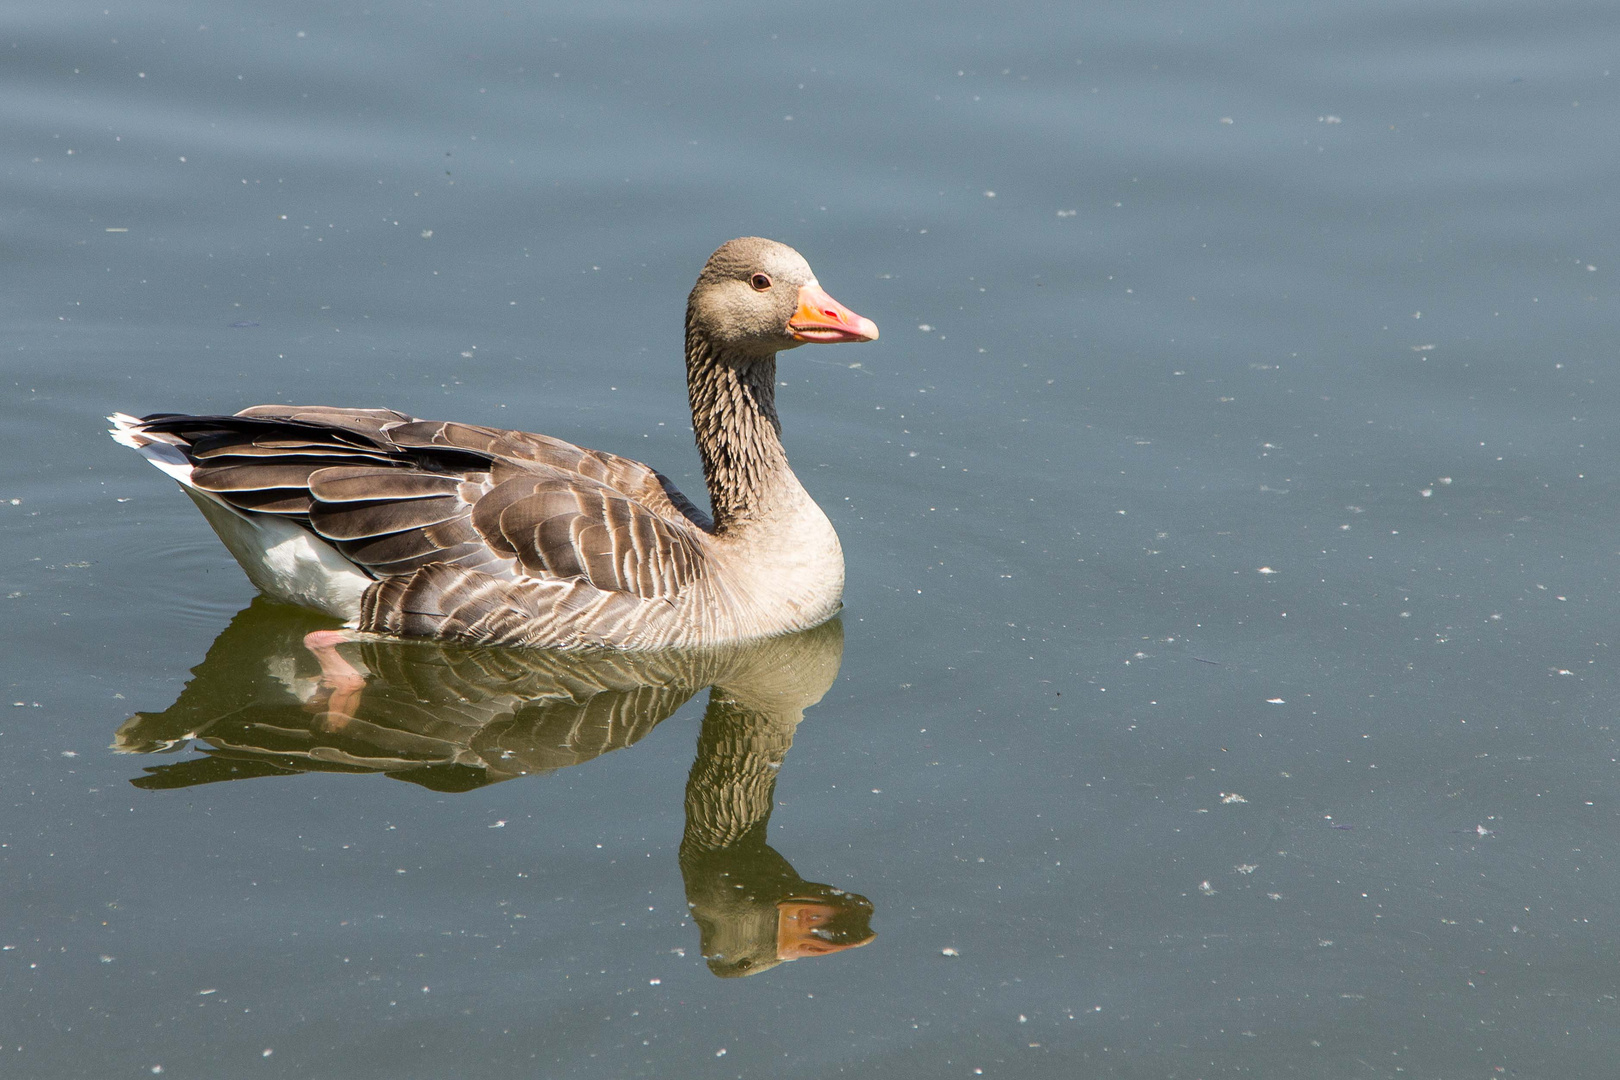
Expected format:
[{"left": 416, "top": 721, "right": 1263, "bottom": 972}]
[{"left": 112, "top": 238, "right": 878, "bottom": 648}]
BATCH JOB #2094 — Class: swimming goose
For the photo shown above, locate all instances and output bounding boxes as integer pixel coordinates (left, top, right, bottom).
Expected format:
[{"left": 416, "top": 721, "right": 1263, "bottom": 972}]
[{"left": 110, "top": 237, "right": 878, "bottom": 649}]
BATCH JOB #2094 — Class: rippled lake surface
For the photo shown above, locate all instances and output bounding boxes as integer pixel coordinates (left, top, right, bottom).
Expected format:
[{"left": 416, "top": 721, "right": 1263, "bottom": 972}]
[{"left": 6, "top": 1, "right": 1620, "bottom": 1075}]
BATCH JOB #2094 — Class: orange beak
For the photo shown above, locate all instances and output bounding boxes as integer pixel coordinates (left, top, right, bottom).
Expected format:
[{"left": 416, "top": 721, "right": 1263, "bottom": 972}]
[
  {"left": 789, "top": 283, "right": 880, "bottom": 344},
  {"left": 775, "top": 899, "right": 876, "bottom": 960}
]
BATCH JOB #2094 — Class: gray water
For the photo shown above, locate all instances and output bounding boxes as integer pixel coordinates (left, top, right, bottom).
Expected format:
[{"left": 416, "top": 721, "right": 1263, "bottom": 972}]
[{"left": 6, "top": 0, "right": 1620, "bottom": 1076}]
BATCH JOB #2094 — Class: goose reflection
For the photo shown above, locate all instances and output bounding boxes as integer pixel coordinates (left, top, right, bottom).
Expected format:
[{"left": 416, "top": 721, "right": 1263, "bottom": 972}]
[{"left": 115, "top": 599, "right": 873, "bottom": 976}]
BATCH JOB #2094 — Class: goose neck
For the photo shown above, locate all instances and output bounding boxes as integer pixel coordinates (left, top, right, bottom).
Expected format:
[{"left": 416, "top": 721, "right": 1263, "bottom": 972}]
[{"left": 685, "top": 329, "right": 797, "bottom": 534}]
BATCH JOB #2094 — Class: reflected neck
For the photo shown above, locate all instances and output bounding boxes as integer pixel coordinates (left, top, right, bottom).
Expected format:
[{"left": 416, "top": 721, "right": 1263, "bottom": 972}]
[{"left": 680, "top": 692, "right": 796, "bottom": 852}]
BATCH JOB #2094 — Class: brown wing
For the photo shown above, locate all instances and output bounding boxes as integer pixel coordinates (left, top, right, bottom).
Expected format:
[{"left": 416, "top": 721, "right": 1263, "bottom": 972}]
[
  {"left": 461, "top": 470, "right": 701, "bottom": 599},
  {"left": 135, "top": 408, "right": 710, "bottom": 605},
  {"left": 382, "top": 419, "right": 714, "bottom": 534}
]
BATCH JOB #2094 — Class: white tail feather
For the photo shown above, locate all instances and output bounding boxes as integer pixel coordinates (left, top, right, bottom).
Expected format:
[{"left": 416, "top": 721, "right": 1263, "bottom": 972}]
[{"left": 109, "top": 412, "right": 369, "bottom": 622}]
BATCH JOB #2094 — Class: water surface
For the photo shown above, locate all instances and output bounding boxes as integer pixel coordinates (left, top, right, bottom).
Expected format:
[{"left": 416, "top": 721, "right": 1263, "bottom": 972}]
[{"left": 5, "top": 0, "right": 1620, "bottom": 1075}]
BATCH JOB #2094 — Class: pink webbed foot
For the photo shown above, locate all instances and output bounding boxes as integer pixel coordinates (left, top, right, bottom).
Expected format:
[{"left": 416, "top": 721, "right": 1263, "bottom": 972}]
[{"left": 303, "top": 629, "right": 367, "bottom": 731}]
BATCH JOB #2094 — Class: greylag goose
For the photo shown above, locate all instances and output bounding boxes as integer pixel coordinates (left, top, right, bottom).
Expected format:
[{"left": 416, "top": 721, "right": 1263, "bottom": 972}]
[{"left": 110, "top": 238, "right": 878, "bottom": 649}]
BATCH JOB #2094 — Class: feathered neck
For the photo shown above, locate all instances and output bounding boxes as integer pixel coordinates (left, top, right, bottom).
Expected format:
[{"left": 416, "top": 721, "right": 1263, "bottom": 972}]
[{"left": 684, "top": 322, "right": 796, "bottom": 535}]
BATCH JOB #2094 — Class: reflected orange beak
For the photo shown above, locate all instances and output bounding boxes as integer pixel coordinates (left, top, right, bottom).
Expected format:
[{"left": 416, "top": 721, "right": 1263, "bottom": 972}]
[
  {"left": 776, "top": 899, "right": 876, "bottom": 960},
  {"left": 789, "top": 283, "right": 880, "bottom": 344}
]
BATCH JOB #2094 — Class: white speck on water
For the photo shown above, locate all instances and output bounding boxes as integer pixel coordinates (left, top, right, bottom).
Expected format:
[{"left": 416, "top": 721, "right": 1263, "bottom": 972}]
[
  {"left": 1220, "top": 116, "right": 1234, "bottom": 124},
  {"left": 1235, "top": 864, "right": 1258, "bottom": 874},
  {"left": 262, "top": 1049, "right": 273, "bottom": 1058},
  {"left": 1198, "top": 880, "right": 1216, "bottom": 895},
  {"left": 983, "top": 190, "right": 996, "bottom": 198},
  {"left": 715, "top": 1048, "right": 727, "bottom": 1057},
  {"left": 60, "top": 751, "right": 77, "bottom": 757},
  {"left": 1257, "top": 566, "right": 1276, "bottom": 574},
  {"left": 420, "top": 229, "right": 433, "bottom": 238},
  {"left": 649, "top": 978, "right": 661, "bottom": 985},
  {"left": 488, "top": 820, "right": 506, "bottom": 828},
  {"left": 1220, "top": 792, "right": 1247, "bottom": 804},
  {"left": 917, "top": 324, "right": 933, "bottom": 332},
  {"left": 1420, "top": 488, "right": 1433, "bottom": 497},
  {"left": 941, "top": 947, "right": 960, "bottom": 957},
  {"left": 198, "top": 989, "right": 216, "bottom": 995},
  {"left": 1056, "top": 209, "right": 1076, "bottom": 217},
  {"left": 1266, "top": 698, "right": 1285, "bottom": 705}
]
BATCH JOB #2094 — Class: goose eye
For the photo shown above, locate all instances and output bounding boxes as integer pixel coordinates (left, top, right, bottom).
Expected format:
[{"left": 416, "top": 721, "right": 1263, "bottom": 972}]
[{"left": 749, "top": 273, "right": 772, "bottom": 291}]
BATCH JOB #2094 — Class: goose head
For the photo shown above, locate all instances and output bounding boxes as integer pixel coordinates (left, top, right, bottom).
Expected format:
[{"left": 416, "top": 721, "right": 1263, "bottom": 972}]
[{"left": 687, "top": 237, "right": 879, "bottom": 361}]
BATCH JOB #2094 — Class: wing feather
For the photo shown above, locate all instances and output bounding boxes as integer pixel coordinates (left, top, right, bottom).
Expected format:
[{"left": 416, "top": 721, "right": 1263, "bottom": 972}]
[
  {"left": 339, "top": 517, "right": 483, "bottom": 566},
  {"left": 492, "top": 483, "right": 700, "bottom": 600},
  {"left": 309, "top": 495, "right": 465, "bottom": 542},
  {"left": 129, "top": 407, "right": 709, "bottom": 636},
  {"left": 308, "top": 467, "right": 464, "bottom": 503},
  {"left": 191, "top": 462, "right": 324, "bottom": 492}
]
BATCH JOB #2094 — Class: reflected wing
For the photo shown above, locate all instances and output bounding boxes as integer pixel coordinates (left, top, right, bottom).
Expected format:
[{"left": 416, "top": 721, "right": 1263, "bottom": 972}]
[{"left": 112, "top": 599, "right": 719, "bottom": 789}]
